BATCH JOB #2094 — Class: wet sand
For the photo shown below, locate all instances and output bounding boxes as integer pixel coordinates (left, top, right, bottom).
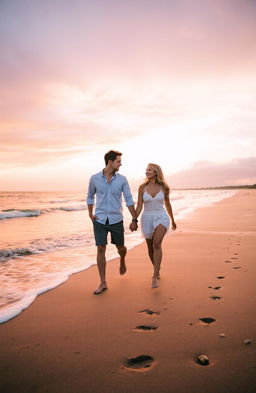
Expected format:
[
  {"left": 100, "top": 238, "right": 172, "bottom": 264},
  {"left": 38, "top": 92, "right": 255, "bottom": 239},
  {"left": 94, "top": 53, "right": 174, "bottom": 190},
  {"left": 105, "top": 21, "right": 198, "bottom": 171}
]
[{"left": 0, "top": 190, "right": 255, "bottom": 393}]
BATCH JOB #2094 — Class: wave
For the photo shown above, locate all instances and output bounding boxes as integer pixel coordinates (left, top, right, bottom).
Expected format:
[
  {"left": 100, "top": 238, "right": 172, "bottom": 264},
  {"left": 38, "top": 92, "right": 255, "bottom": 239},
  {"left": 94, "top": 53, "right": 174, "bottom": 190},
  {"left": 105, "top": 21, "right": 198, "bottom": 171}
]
[
  {"left": 0, "top": 232, "right": 93, "bottom": 262},
  {"left": 171, "top": 195, "right": 185, "bottom": 201},
  {"left": 0, "top": 209, "right": 41, "bottom": 219},
  {"left": 0, "top": 247, "right": 37, "bottom": 260},
  {"left": 58, "top": 206, "right": 86, "bottom": 212},
  {"left": 0, "top": 205, "right": 87, "bottom": 220}
]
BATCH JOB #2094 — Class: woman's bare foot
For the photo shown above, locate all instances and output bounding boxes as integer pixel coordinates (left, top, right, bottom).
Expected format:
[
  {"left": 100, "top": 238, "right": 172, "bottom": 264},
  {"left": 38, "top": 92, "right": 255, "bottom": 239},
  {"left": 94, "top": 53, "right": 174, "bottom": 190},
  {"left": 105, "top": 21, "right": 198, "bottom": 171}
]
[
  {"left": 151, "top": 277, "right": 159, "bottom": 289},
  {"left": 93, "top": 282, "right": 108, "bottom": 295},
  {"left": 118, "top": 246, "right": 127, "bottom": 275}
]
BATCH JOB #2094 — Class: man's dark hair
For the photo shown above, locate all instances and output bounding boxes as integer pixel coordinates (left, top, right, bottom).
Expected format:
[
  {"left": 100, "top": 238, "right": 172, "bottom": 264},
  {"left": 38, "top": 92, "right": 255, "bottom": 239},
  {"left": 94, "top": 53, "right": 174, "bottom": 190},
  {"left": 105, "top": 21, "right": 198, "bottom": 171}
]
[{"left": 104, "top": 150, "right": 122, "bottom": 166}]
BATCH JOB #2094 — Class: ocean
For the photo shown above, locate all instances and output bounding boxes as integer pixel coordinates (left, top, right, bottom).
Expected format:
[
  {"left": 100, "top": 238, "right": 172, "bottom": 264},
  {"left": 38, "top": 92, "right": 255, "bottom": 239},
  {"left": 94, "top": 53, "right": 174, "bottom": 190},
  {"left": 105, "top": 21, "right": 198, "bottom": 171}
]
[{"left": 0, "top": 188, "right": 237, "bottom": 323}]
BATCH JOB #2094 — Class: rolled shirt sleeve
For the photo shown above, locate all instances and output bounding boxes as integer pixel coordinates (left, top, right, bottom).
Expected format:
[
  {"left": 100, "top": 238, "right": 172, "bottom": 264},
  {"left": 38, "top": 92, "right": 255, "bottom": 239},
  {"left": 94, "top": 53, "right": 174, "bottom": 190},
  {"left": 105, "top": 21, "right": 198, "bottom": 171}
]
[{"left": 86, "top": 176, "right": 96, "bottom": 205}]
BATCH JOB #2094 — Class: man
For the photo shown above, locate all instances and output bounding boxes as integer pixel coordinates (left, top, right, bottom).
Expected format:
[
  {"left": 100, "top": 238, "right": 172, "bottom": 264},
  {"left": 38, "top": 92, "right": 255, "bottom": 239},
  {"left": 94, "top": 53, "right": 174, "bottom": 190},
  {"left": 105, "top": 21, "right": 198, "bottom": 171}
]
[{"left": 87, "top": 150, "right": 138, "bottom": 294}]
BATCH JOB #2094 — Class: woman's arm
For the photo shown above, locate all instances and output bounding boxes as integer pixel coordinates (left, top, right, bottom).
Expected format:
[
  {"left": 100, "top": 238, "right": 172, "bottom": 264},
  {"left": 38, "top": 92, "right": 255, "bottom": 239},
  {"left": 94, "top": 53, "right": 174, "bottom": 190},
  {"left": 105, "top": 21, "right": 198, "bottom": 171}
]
[
  {"left": 135, "top": 185, "right": 144, "bottom": 219},
  {"left": 164, "top": 189, "right": 177, "bottom": 230},
  {"left": 129, "top": 185, "right": 144, "bottom": 232}
]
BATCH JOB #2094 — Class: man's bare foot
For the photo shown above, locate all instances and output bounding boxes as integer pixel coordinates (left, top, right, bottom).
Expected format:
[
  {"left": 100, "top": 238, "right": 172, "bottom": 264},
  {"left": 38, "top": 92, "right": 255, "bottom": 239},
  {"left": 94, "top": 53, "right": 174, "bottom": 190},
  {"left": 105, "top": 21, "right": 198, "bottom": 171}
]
[
  {"left": 93, "top": 282, "right": 108, "bottom": 295},
  {"left": 119, "top": 261, "right": 127, "bottom": 275},
  {"left": 151, "top": 277, "right": 159, "bottom": 289}
]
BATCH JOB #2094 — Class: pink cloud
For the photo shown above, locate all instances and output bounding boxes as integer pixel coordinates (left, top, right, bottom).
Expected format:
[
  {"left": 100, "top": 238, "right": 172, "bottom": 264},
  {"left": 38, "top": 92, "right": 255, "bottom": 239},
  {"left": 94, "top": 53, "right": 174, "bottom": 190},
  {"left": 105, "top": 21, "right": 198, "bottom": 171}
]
[{"left": 169, "top": 157, "right": 256, "bottom": 188}]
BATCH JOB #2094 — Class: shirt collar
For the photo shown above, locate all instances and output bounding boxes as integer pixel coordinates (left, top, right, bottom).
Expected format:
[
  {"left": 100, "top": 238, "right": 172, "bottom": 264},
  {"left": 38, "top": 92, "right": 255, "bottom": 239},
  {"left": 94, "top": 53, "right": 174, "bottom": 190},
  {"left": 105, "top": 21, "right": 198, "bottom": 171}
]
[{"left": 102, "top": 169, "right": 117, "bottom": 180}]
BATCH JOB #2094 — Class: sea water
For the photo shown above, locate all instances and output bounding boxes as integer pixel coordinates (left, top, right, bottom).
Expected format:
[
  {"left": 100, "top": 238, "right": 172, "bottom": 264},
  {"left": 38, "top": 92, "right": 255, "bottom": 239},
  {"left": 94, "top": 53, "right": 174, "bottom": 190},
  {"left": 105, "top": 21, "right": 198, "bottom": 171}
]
[{"left": 0, "top": 188, "right": 237, "bottom": 323}]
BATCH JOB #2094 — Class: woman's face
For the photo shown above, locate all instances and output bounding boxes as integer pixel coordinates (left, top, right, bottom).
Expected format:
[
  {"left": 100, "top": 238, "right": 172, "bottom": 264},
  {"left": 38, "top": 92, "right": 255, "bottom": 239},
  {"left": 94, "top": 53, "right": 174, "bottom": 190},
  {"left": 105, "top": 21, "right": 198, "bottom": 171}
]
[{"left": 145, "top": 165, "right": 155, "bottom": 179}]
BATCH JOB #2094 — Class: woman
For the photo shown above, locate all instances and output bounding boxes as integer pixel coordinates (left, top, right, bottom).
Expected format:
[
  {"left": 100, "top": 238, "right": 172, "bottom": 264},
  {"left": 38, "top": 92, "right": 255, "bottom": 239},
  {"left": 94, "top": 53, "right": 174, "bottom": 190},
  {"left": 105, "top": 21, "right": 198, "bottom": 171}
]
[{"left": 135, "top": 163, "right": 176, "bottom": 288}]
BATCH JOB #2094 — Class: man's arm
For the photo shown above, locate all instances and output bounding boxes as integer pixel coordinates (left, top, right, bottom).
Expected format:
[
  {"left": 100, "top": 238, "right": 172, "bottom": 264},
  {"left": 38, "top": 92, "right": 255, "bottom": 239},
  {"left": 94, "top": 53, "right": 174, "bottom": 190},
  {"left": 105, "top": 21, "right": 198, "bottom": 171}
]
[
  {"left": 86, "top": 176, "right": 97, "bottom": 221},
  {"left": 128, "top": 205, "right": 138, "bottom": 231},
  {"left": 122, "top": 176, "right": 138, "bottom": 231},
  {"left": 122, "top": 176, "right": 134, "bottom": 207},
  {"left": 87, "top": 204, "right": 97, "bottom": 221}
]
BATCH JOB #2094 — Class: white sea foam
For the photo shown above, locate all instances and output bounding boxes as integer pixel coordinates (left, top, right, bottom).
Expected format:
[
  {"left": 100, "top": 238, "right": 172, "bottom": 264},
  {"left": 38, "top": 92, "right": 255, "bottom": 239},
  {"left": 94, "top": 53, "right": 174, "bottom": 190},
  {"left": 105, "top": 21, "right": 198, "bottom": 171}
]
[
  {"left": 0, "top": 247, "right": 36, "bottom": 260},
  {"left": 0, "top": 274, "right": 71, "bottom": 324},
  {"left": 0, "top": 233, "right": 94, "bottom": 262},
  {"left": 0, "top": 205, "right": 87, "bottom": 220},
  {"left": 0, "top": 209, "right": 41, "bottom": 219},
  {"left": 0, "top": 294, "right": 37, "bottom": 324}
]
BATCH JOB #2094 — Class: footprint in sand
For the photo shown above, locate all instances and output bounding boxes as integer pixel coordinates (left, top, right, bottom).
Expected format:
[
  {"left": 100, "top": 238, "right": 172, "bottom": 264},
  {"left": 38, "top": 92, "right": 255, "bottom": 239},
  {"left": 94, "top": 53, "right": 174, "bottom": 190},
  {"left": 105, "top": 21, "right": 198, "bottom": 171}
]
[
  {"left": 123, "top": 355, "right": 155, "bottom": 371},
  {"left": 217, "top": 276, "right": 225, "bottom": 279},
  {"left": 135, "top": 325, "right": 158, "bottom": 331},
  {"left": 225, "top": 260, "right": 232, "bottom": 263},
  {"left": 233, "top": 266, "right": 241, "bottom": 269},
  {"left": 209, "top": 286, "right": 222, "bottom": 290},
  {"left": 210, "top": 296, "right": 222, "bottom": 301},
  {"left": 199, "top": 317, "right": 216, "bottom": 325},
  {"left": 139, "top": 309, "right": 160, "bottom": 315}
]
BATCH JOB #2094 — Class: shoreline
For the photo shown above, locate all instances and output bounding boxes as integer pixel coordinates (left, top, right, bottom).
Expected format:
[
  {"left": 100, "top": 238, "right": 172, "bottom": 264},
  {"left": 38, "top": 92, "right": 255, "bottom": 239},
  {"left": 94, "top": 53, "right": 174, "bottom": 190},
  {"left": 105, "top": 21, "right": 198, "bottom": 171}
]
[
  {"left": 0, "top": 189, "right": 255, "bottom": 393},
  {"left": 0, "top": 189, "right": 237, "bottom": 324}
]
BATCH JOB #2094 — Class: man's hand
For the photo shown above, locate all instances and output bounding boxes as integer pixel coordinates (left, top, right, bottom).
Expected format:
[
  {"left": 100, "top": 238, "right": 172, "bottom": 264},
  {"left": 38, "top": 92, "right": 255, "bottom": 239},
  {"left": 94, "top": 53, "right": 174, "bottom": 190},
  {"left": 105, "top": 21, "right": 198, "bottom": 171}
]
[{"left": 89, "top": 214, "right": 98, "bottom": 222}]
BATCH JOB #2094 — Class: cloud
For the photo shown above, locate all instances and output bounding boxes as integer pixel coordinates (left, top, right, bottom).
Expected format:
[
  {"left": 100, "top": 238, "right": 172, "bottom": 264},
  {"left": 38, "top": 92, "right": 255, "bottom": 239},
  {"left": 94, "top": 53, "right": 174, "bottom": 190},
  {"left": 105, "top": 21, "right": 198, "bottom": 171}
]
[
  {"left": 1, "top": 80, "right": 256, "bottom": 170},
  {"left": 0, "top": 1, "right": 256, "bottom": 190},
  {"left": 169, "top": 157, "right": 256, "bottom": 188},
  {"left": 1, "top": 0, "right": 256, "bottom": 90}
]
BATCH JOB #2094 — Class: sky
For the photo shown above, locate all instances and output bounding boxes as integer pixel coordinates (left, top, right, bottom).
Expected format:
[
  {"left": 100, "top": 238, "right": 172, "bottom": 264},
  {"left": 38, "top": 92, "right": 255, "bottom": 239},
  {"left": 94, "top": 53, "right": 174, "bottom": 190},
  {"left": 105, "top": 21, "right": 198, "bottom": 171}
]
[{"left": 0, "top": 0, "right": 256, "bottom": 190}]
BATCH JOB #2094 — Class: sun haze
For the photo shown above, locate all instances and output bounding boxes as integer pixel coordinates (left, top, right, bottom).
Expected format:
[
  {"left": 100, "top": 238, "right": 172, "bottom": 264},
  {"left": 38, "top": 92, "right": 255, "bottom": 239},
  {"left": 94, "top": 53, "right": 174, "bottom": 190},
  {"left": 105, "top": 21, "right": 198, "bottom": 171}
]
[{"left": 1, "top": 0, "right": 256, "bottom": 190}]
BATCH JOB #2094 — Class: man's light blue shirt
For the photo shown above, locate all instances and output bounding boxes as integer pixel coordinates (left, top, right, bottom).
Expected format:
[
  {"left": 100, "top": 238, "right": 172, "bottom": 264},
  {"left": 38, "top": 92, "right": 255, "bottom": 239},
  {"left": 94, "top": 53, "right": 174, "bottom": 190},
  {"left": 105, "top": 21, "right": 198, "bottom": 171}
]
[{"left": 86, "top": 170, "right": 134, "bottom": 225}]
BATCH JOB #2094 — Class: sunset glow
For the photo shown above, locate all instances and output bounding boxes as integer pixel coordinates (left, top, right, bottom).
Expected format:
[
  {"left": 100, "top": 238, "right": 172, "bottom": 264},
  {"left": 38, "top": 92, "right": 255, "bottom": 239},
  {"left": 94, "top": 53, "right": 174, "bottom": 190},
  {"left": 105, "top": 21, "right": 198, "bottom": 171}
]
[{"left": 1, "top": 0, "right": 256, "bottom": 190}]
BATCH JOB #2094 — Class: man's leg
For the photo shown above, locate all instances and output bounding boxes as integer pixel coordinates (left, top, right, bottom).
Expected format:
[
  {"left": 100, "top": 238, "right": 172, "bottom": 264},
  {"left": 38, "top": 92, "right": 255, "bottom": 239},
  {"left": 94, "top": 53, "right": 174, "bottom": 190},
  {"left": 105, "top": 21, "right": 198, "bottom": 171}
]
[
  {"left": 116, "top": 245, "right": 127, "bottom": 275},
  {"left": 93, "top": 219, "right": 108, "bottom": 294},
  {"left": 94, "top": 245, "right": 108, "bottom": 294},
  {"left": 109, "top": 220, "right": 126, "bottom": 275}
]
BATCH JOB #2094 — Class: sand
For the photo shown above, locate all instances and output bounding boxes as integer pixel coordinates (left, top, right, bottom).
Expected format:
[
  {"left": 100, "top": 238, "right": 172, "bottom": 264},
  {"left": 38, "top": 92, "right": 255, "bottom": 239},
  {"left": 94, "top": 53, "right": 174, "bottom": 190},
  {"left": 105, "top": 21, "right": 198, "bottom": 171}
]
[{"left": 0, "top": 190, "right": 256, "bottom": 393}]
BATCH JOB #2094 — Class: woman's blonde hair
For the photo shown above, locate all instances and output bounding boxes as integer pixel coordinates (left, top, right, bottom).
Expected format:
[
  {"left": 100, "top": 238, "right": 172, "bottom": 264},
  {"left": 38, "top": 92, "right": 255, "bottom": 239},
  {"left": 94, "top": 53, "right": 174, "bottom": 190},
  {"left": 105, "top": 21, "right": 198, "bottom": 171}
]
[{"left": 143, "top": 163, "right": 170, "bottom": 193}]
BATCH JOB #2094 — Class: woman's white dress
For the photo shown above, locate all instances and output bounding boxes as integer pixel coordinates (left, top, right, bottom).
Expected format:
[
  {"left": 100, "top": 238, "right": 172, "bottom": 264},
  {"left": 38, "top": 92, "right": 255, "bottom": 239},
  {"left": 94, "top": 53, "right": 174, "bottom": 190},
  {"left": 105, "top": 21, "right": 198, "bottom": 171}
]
[{"left": 141, "top": 189, "right": 170, "bottom": 239}]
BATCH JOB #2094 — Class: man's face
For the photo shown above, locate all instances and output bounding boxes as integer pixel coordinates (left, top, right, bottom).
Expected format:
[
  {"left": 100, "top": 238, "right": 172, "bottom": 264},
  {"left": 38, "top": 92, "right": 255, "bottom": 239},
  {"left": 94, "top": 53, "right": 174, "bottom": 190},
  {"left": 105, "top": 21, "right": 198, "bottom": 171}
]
[{"left": 110, "top": 156, "right": 122, "bottom": 172}]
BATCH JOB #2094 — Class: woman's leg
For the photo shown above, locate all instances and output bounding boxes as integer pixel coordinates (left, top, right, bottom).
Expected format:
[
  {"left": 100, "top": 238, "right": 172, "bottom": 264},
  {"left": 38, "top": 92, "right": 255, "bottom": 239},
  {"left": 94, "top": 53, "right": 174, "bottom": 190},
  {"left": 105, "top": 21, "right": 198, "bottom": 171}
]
[
  {"left": 116, "top": 244, "right": 127, "bottom": 274},
  {"left": 146, "top": 238, "right": 161, "bottom": 279},
  {"left": 152, "top": 225, "right": 167, "bottom": 287},
  {"left": 146, "top": 239, "right": 154, "bottom": 265}
]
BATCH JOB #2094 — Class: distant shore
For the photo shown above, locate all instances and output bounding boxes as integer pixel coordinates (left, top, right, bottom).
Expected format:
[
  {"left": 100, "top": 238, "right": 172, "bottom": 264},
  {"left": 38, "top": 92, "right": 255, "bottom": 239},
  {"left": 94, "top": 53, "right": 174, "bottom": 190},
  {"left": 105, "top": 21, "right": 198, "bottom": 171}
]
[
  {"left": 0, "top": 189, "right": 255, "bottom": 393},
  {"left": 174, "top": 184, "right": 256, "bottom": 190},
  {"left": 0, "top": 184, "right": 256, "bottom": 193}
]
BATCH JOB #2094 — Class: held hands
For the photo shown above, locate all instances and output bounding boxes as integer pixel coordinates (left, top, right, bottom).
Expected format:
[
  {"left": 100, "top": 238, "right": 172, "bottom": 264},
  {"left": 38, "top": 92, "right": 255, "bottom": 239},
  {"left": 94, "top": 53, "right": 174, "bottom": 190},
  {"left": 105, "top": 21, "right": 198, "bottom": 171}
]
[{"left": 129, "top": 221, "right": 138, "bottom": 232}]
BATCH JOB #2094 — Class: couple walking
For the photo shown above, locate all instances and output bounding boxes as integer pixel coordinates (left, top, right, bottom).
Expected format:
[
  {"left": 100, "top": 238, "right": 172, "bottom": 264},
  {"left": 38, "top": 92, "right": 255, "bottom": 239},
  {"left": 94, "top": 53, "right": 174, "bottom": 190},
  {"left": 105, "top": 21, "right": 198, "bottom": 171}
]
[{"left": 86, "top": 150, "right": 176, "bottom": 294}]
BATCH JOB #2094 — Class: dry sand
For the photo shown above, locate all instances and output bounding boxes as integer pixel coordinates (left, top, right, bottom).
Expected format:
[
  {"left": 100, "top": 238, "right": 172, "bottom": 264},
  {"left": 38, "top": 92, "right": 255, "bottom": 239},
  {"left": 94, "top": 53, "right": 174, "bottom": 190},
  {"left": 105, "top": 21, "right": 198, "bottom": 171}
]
[{"left": 1, "top": 190, "right": 256, "bottom": 393}]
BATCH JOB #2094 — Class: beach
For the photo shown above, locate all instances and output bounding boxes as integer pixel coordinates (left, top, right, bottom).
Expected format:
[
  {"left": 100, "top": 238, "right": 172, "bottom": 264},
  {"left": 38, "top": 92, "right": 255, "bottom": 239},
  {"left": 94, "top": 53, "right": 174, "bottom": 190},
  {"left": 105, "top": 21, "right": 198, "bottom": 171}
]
[{"left": 0, "top": 190, "right": 255, "bottom": 393}]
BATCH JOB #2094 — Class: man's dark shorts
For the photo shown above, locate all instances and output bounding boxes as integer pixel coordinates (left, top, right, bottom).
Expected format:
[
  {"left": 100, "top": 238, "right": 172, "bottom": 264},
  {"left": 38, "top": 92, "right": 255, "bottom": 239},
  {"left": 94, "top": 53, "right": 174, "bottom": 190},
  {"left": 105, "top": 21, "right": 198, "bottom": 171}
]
[{"left": 93, "top": 219, "right": 124, "bottom": 246}]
